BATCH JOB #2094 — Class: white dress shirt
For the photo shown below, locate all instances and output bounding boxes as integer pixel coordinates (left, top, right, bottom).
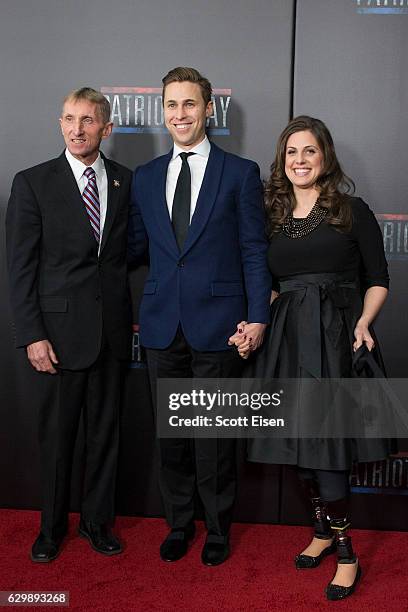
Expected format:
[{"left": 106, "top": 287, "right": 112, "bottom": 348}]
[
  {"left": 166, "top": 136, "right": 211, "bottom": 221},
  {"left": 65, "top": 149, "right": 108, "bottom": 250}
]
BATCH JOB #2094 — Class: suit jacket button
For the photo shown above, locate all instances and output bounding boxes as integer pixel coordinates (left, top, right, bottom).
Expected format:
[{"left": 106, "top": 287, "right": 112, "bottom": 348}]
[
  {"left": 178, "top": 261, "right": 185, "bottom": 268},
  {"left": 96, "top": 295, "right": 101, "bottom": 301}
]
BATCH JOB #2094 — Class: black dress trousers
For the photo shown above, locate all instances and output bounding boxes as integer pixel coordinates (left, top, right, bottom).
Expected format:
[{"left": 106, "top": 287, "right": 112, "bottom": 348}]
[
  {"left": 146, "top": 327, "right": 243, "bottom": 536},
  {"left": 38, "top": 337, "right": 122, "bottom": 540}
]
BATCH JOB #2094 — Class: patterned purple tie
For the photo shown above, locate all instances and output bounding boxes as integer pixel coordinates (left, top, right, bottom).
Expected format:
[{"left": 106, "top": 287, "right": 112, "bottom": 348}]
[{"left": 82, "top": 167, "right": 100, "bottom": 242}]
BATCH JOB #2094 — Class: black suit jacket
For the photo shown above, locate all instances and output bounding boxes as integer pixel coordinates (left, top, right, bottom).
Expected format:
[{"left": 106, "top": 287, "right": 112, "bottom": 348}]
[{"left": 6, "top": 152, "right": 132, "bottom": 370}]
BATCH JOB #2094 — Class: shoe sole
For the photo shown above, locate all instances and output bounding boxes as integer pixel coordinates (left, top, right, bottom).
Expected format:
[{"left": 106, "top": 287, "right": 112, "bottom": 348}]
[
  {"left": 202, "top": 555, "right": 229, "bottom": 567},
  {"left": 30, "top": 548, "right": 61, "bottom": 563},
  {"left": 78, "top": 528, "right": 123, "bottom": 556},
  {"left": 160, "top": 554, "right": 187, "bottom": 562}
]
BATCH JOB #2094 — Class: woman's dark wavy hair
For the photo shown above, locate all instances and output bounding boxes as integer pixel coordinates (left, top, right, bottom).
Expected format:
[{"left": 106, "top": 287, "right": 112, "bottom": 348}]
[{"left": 265, "top": 115, "right": 355, "bottom": 236}]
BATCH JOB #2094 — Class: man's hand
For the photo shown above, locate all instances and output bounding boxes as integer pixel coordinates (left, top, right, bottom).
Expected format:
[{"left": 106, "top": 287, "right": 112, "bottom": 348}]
[
  {"left": 241, "top": 323, "right": 267, "bottom": 351},
  {"left": 27, "top": 340, "right": 59, "bottom": 374}
]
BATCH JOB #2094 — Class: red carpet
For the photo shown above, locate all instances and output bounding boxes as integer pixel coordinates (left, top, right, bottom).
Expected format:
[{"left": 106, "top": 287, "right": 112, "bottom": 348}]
[{"left": 0, "top": 510, "right": 407, "bottom": 611}]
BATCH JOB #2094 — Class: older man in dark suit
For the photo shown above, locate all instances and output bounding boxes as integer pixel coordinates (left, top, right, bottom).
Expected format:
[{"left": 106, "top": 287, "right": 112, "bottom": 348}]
[{"left": 6, "top": 88, "right": 132, "bottom": 562}]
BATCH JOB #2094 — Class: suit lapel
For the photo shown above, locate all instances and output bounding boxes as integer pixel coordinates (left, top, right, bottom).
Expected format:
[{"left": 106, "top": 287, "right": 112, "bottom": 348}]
[
  {"left": 152, "top": 150, "right": 180, "bottom": 255},
  {"left": 55, "top": 153, "right": 97, "bottom": 244},
  {"left": 100, "top": 157, "right": 121, "bottom": 253},
  {"left": 182, "top": 143, "right": 225, "bottom": 255}
]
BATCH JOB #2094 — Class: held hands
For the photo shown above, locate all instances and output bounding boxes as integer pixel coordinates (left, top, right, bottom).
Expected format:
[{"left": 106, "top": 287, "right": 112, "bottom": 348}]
[
  {"left": 353, "top": 318, "right": 375, "bottom": 352},
  {"left": 27, "top": 340, "right": 59, "bottom": 374},
  {"left": 228, "top": 321, "right": 267, "bottom": 359},
  {"left": 228, "top": 321, "right": 249, "bottom": 358}
]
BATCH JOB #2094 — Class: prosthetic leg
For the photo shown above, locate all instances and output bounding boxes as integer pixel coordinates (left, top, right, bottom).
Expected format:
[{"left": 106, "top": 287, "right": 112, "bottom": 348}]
[
  {"left": 325, "top": 498, "right": 361, "bottom": 600},
  {"left": 295, "top": 478, "right": 336, "bottom": 569}
]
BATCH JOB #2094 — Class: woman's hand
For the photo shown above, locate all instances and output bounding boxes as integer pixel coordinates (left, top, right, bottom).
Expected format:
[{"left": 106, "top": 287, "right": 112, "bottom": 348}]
[
  {"left": 228, "top": 321, "right": 251, "bottom": 359},
  {"left": 353, "top": 318, "right": 375, "bottom": 352},
  {"left": 229, "top": 320, "right": 267, "bottom": 359},
  {"left": 236, "top": 335, "right": 252, "bottom": 359},
  {"left": 352, "top": 286, "right": 388, "bottom": 352}
]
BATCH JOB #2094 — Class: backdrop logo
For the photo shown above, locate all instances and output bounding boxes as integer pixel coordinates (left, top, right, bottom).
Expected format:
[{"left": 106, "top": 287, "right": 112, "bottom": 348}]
[
  {"left": 376, "top": 214, "right": 408, "bottom": 260},
  {"left": 356, "top": 0, "right": 408, "bottom": 14},
  {"left": 101, "top": 87, "right": 231, "bottom": 135},
  {"left": 351, "top": 455, "right": 408, "bottom": 495}
]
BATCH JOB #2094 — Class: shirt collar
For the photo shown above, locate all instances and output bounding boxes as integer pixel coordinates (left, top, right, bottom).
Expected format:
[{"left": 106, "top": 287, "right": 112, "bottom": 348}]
[
  {"left": 172, "top": 135, "right": 211, "bottom": 160},
  {"left": 65, "top": 148, "right": 104, "bottom": 182}
]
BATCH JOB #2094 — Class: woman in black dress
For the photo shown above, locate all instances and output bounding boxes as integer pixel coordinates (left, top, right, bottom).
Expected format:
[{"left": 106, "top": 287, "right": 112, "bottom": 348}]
[{"left": 231, "top": 116, "right": 390, "bottom": 600}]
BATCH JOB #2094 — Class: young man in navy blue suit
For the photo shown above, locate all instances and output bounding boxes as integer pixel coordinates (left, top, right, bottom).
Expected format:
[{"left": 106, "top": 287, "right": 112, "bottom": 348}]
[{"left": 128, "top": 67, "right": 271, "bottom": 566}]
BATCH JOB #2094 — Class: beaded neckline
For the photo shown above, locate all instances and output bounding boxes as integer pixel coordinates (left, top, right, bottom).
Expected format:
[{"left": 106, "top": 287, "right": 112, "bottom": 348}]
[{"left": 282, "top": 201, "right": 327, "bottom": 238}]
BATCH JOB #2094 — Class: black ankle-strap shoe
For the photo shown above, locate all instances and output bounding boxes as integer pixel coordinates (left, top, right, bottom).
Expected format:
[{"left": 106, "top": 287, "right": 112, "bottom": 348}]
[
  {"left": 326, "top": 562, "right": 362, "bottom": 601},
  {"left": 295, "top": 538, "right": 337, "bottom": 569}
]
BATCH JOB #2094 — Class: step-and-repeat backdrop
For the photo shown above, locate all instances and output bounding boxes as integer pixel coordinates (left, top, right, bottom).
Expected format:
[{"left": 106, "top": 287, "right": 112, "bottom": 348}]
[{"left": 0, "top": 0, "right": 407, "bottom": 529}]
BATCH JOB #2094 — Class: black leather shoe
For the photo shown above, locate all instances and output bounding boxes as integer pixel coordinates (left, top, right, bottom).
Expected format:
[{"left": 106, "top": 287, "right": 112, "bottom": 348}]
[
  {"left": 31, "top": 533, "right": 63, "bottom": 563},
  {"left": 160, "top": 524, "right": 195, "bottom": 562},
  {"left": 78, "top": 520, "right": 122, "bottom": 556},
  {"left": 295, "top": 538, "right": 337, "bottom": 569},
  {"left": 201, "top": 534, "right": 230, "bottom": 566},
  {"left": 326, "top": 562, "right": 362, "bottom": 601}
]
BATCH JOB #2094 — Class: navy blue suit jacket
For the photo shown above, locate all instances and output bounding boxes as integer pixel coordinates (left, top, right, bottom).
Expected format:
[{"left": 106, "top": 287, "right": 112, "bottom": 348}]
[{"left": 128, "top": 142, "right": 272, "bottom": 351}]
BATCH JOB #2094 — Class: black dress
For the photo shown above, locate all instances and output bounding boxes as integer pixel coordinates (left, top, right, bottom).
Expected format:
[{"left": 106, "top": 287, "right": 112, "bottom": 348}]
[{"left": 247, "top": 197, "right": 392, "bottom": 470}]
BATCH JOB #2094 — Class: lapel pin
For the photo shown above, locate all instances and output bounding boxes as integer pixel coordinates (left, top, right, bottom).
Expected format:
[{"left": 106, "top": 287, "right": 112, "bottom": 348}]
[{"left": 114, "top": 179, "right": 120, "bottom": 188}]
